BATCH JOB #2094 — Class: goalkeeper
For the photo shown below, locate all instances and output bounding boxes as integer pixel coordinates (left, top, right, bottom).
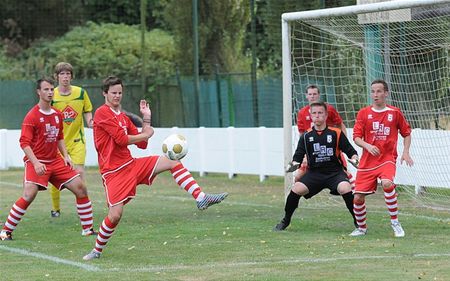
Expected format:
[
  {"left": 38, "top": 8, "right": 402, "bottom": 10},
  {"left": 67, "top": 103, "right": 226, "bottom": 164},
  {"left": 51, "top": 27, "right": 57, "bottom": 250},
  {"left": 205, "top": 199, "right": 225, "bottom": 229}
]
[{"left": 274, "top": 101, "right": 359, "bottom": 231}]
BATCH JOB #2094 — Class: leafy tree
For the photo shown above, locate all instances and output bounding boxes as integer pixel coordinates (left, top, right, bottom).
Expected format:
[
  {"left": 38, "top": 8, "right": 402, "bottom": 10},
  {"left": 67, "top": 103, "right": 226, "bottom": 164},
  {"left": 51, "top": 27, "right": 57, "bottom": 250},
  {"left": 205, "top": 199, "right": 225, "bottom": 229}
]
[
  {"left": 0, "top": 22, "right": 176, "bottom": 84},
  {"left": 163, "top": 0, "right": 251, "bottom": 75}
]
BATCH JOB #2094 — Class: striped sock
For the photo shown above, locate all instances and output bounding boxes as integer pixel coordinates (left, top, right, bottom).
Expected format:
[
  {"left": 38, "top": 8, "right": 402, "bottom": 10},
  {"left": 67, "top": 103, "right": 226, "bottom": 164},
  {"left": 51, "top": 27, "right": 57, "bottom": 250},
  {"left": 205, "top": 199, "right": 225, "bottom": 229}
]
[
  {"left": 2, "top": 197, "right": 30, "bottom": 232},
  {"left": 384, "top": 185, "right": 399, "bottom": 223},
  {"left": 76, "top": 197, "right": 94, "bottom": 231},
  {"left": 171, "top": 163, "right": 204, "bottom": 201},
  {"left": 353, "top": 200, "right": 367, "bottom": 230},
  {"left": 94, "top": 217, "right": 117, "bottom": 253}
]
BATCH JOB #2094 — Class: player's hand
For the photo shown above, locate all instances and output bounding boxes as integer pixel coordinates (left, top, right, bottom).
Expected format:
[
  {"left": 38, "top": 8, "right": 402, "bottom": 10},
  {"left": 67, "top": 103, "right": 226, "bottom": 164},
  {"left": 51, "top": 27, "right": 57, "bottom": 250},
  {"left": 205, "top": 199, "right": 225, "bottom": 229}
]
[
  {"left": 365, "top": 144, "right": 380, "bottom": 156},
  {"left": 140, "top": 100, "right": 151, "bottom": 119},
  {"left": 286, "top": 161, "right": 300, "bottom": 173},
  {"left": 63, "top": 155, "right": 74, "bottom": 169},
  {"left": 401, "top": 152, "right": 414, "bottom": 167},
  {"left": 34, "top": 162, "right": 47, "bottom": 176}
]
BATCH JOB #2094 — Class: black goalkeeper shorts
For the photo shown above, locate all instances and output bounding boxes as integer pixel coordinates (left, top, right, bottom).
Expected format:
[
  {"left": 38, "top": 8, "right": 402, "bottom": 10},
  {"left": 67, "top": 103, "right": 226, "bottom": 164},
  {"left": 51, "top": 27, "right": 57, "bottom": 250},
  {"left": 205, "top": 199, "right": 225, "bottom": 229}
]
[{"left": 299, "top": 169, "right": 349, "bottom": 199}]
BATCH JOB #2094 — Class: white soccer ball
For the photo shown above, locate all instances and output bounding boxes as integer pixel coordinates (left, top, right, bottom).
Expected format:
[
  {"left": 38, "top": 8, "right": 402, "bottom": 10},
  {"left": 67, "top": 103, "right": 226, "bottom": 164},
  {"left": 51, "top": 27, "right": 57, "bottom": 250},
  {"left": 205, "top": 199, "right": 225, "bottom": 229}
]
[{"left": 162, "top": 134, "right": 188, "bottom": 160}]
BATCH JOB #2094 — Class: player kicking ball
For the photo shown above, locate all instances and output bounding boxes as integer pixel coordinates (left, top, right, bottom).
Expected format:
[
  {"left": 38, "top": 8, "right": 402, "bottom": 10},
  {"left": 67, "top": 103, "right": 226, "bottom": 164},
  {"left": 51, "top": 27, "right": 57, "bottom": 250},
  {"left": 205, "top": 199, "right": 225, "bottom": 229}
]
[
  {"left": 83, "top": 76, "right": 228, "bottom": 260},
  {"left": 0, "top": 78, "right": 96, "bottom": 241}
]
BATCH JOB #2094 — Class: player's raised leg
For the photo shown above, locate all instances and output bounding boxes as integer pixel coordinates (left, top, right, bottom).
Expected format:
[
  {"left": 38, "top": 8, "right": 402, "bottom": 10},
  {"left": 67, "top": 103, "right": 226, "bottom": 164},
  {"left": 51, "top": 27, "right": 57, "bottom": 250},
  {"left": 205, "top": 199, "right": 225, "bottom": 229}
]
[{"left": 155, "top": 158, "right": 228, "bottom": 210}]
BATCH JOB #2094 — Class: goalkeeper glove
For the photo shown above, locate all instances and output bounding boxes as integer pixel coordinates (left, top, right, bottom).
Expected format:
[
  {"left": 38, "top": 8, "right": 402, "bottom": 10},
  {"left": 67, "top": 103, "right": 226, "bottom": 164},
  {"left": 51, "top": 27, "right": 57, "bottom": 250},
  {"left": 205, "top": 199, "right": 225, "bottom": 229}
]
[
  {"left": 286, "top": 161, "right": 300, "bottom": 173},
  {"left": 347, "top": 158, "right": 359, "bottom": 168}
]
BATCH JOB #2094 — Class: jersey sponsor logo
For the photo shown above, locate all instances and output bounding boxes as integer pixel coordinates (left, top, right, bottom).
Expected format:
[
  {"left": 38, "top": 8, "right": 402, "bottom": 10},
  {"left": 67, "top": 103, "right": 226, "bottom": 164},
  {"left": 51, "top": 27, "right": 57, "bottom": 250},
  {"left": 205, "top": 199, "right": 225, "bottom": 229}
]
[
  {"left": 61, "top": 105, "right": 78, "bottom": 125},
  {"left": 371, "top": 121, "right": 390, "bottom": 141},
  {"left": 44, "top": 123, "right": 59, "bottom": 143}
]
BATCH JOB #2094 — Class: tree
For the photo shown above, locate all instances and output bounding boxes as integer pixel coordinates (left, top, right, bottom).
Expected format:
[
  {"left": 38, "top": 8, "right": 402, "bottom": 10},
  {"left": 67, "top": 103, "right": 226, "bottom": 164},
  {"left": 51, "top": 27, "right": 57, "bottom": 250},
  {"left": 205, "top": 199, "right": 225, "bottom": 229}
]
[{"left": 163, "top": 0, "right": 251, "bottom": 75}]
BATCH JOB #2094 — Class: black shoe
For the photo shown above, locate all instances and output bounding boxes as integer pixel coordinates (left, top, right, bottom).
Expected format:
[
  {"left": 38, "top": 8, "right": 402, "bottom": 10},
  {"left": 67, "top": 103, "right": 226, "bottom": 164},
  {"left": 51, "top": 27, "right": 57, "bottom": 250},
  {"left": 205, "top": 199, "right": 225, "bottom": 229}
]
[
  {"left": 273, "top": 218, "right": 290, "bottom": 231},
  {"left": 51, "top": 210, "right": 61, "bottom": 218}
]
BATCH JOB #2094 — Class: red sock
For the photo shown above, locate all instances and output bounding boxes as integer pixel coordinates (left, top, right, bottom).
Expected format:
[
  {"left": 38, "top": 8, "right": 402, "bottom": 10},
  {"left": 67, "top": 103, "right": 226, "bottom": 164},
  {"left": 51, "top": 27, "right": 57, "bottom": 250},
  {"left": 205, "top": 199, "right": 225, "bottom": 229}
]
[
  {"left": 171, "top": 163, "right": 203, "bottom": 199},
  {"left": 3, "top": 197, "right": 30, "bottom": 232},
  {"left": 76, "top": 196, "right": 94, "bottom": 230}
]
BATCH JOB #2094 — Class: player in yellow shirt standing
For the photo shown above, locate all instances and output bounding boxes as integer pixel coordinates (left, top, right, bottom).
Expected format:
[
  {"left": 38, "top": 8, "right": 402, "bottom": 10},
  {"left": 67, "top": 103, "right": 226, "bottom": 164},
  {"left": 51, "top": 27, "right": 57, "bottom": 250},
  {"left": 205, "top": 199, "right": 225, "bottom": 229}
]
[{"left": 49, "top": 62, "right": 94, "bottom": 220}]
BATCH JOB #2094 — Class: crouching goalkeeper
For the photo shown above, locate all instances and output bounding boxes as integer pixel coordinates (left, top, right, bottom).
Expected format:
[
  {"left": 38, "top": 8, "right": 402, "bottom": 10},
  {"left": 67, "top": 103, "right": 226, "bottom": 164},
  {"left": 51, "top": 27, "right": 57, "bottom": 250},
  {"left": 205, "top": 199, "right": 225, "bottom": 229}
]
[{"left": 274, "top": 101, "right": 359, "bottom": 231}]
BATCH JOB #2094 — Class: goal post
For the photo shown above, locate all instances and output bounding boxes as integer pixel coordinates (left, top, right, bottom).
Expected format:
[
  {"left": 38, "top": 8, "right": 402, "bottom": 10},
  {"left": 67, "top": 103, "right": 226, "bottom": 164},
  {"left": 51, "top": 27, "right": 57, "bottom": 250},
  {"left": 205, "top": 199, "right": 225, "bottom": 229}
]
[{"left": 281, "top": 0, "right": 450, "bottom": 208}]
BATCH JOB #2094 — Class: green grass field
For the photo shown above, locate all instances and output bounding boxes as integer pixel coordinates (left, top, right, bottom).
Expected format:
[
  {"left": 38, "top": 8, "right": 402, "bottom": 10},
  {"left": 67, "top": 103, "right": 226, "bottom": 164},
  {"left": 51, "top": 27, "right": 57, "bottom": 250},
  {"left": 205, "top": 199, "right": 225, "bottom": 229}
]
[{"left": 1, "top": 168, "right": 450, "bottom": 281}]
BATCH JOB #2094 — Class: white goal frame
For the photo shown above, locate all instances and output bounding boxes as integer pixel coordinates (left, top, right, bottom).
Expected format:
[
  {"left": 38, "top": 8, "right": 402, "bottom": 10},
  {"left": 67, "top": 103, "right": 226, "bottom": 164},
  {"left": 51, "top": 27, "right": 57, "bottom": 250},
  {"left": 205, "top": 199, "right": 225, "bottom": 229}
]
[{"left": 281, "top": 0, "right": 450, "bottom": 195}]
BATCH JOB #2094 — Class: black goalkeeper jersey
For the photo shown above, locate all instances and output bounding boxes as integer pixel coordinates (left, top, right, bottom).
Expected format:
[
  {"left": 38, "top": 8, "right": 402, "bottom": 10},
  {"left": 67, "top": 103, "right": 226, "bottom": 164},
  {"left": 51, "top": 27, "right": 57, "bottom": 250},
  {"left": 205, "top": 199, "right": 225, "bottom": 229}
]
[{"left": 293, "top": 126, "right": 357, "bottom": 173}]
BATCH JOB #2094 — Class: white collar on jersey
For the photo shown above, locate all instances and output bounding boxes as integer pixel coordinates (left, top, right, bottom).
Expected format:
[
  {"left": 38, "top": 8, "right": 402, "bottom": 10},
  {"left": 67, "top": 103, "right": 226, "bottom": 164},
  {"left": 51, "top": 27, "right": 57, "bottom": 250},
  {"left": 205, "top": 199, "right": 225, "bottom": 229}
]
[
  {"left": 371, "top": 106, "right": 393, "bottom": 113},
  {"left": 38, "top": 108, "right": 57, "bottom": 115},
  {"left": 108, "top": 106, "right": 122, "bottom": 115}
]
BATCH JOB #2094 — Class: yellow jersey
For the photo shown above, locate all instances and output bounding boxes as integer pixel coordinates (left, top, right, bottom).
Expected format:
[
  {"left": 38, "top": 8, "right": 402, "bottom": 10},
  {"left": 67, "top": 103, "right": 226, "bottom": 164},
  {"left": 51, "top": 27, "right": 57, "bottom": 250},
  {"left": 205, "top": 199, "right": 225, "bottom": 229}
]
[{"left": 52, "top": 85, "right": 93, "bottom": 146}]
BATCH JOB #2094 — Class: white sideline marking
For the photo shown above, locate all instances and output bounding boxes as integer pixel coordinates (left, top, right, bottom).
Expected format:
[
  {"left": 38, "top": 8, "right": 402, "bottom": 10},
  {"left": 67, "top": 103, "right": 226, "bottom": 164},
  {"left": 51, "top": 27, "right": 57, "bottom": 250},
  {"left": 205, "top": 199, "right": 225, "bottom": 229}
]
[{"left": 0, "top": 245, "right": 100, "bottom": 272}]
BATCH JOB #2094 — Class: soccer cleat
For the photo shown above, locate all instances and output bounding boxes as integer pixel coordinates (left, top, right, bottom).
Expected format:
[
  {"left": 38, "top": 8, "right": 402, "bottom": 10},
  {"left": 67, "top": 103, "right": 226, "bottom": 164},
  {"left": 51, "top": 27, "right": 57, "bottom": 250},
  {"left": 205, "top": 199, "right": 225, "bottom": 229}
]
[
  {"left": 0, "top": 230, "right": 12, "bottom": 241},
  {"left": 81, "top": 228, "right": 98, "bottom": 237},
  {"left": 50, "top": 210, "right": 61, "bottom": 218},
  {"left": 391, "top": 222, "right": 405, "bottom": 237},
  {"left": 196, "top": 193, "right": 228, "bottom": 210},
  {"left": 273, "top": 218, "right": 290, "bottom": 231},
  {"left": 83, "top": 249, "right": 101, "bottom": 261},
  {"left": 349, "top": 228, "right": 367, "bottom": 237}
]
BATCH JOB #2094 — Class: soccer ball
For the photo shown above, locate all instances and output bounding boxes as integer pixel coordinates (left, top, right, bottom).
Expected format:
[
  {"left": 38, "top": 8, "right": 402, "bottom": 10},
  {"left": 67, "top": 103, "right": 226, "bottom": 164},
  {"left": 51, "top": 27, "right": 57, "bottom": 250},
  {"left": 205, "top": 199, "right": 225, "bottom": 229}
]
[{"left": 162, "top": 134, "right": 188, "bottom": 160}]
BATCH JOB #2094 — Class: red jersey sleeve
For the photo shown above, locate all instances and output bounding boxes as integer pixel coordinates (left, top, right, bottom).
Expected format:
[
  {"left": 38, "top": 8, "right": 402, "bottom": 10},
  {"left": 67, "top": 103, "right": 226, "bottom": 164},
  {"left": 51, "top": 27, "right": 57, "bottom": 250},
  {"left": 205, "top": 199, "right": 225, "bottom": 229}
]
[
  {"left": 396, "top": 109, "right": 412, "bottom": 137},
  {"left": 352, "top": 107, "right": 367, "bottom": 140},
  {"left": 19, "top": 111, "right": 35, "bottom": 149},
  {"left": 126, "top": 117, "right": 148, "bottom": 149}
]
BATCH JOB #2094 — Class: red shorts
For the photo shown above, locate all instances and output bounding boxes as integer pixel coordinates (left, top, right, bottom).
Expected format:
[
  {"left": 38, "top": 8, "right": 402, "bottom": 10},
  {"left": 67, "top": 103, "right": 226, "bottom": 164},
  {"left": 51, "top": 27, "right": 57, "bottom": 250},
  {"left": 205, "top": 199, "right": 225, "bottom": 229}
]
[
  {"left": 102, "top": 156, "right": 160, "bottom": 207},
  {"left": 24, "top": 157, "right": 80, "bottom": 191},
  {"left": 354, "top": 162, "right": 396, "bottom": 194}
]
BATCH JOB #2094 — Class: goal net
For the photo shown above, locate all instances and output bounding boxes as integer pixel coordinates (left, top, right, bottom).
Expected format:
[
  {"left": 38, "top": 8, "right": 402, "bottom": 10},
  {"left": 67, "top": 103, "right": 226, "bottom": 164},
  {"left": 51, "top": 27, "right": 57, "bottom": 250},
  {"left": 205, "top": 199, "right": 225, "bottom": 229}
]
[{"left": 282, "top": 0, "right": 450, "bottom": 211}]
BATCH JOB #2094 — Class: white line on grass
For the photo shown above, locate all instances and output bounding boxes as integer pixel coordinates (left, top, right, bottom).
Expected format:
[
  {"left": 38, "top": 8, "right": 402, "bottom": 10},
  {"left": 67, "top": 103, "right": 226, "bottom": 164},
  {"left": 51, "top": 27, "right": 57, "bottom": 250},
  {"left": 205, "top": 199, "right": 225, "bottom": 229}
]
[
  {"left": 0, "top": 181, "right": 22, "bottom": 187},
  {"left": 0, "top": 245, "right": 100, "bottom": 272},
  {"left": 104, "top": 253, "right": 450, "bottom": 272}
]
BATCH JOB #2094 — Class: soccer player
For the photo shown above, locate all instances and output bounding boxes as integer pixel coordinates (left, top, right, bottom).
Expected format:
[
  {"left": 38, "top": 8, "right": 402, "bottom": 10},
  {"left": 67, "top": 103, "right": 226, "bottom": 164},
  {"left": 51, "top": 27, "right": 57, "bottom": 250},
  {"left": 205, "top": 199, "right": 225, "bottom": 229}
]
[
  {"left": 48, "top": 62, "right": 94, "bottom": 218},
  {"left": 296, "top": 85, "right": 353, "bottom": 183},
  {"left": 349, "top": 79, "right": 413, "bottom": 238},
  {"left": 82, "top": 76, "right": 228, "bottom": 260},
  {"left": 274, "top": 102, "right": 359, "bottom": 231},
  {"left": 0, "top": 78, "right": 96, "bottom": 241}
]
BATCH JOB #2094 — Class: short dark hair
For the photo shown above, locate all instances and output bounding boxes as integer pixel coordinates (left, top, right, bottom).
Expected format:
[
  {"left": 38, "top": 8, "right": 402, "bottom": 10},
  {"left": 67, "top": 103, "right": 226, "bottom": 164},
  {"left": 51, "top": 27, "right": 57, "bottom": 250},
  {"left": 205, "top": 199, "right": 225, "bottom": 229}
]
[
  {"left": 371, "top": 79, "right": 389, "bottom": 92},
  {"left": 102, "top": 76, "right": 123, "bottom": 93},
  {"left": 305, "top": 84, "right": 320, "bottom": 94},
  {"left": 310, "top": 101, "right": 327, "bottom": 113},
  {"left": 36, "top": 77, "right": 55, "bottom": 90}
]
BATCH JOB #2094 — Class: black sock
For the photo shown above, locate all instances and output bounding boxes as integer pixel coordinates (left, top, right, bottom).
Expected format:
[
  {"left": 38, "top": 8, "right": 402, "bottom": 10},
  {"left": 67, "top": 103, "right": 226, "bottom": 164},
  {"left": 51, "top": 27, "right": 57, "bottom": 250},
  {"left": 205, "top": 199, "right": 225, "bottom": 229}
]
[
  {"left": 342, "top": 191, "right": 357, "bottom": 226},
  {"left": 283, "top": 191, "right": 301, "bottom": 224}
]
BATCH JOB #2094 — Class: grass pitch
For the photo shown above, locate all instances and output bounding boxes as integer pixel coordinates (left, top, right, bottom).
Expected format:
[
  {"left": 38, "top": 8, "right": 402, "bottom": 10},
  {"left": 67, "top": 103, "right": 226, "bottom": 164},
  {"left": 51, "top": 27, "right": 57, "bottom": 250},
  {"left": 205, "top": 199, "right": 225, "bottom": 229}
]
[{"left": 1, "top": 168, "right": 450, "bottom": 281}]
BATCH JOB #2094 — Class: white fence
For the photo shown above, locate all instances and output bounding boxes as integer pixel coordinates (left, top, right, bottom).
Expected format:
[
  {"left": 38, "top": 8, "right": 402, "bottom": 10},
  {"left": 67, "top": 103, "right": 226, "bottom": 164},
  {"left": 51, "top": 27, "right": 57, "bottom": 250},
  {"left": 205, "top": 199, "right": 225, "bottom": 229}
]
[{"left": 0, "top": 128, "right": 449, "bottom": 188}]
